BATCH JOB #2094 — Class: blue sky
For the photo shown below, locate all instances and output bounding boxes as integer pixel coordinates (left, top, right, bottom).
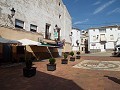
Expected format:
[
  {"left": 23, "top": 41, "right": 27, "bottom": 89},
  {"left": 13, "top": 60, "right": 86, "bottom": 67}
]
[{"left": 63, "top": 0, "right": 120, "bottom": 30}]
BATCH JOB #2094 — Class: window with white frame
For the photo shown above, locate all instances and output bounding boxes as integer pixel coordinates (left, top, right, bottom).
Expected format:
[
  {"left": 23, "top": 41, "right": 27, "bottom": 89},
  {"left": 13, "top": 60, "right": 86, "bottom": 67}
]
[
  {"left": 81, "top": 39, "right": 83, "bottom": 43},
  {"left": 30, "top": 24, "right": 37, "bottom": 32},
  {"left": 100, "top": 34, "right": 106, "bottom": 41},
  {"left": 93, "top": 29, "right": 95, "bottom": 31},
  {"left": 15, "top": 19, "right": 24, "bottom": 29},
  {"left": 93, "top": 36, "right": 96, "bottom": 41},
  {"left": 45, "top": 23, "right": 51, "bottom": 39},
  {"left": 99, "top": 28, "right": 106, "bottom": 33},
  {"left": 59, "top": 2, "right": 61, "bottom": 6},
  {"left": 96, "top": 35, "right": 99, "bottom": 39},
  {"left": 110, "top": 35, "right": 114, "bottom": 40}
]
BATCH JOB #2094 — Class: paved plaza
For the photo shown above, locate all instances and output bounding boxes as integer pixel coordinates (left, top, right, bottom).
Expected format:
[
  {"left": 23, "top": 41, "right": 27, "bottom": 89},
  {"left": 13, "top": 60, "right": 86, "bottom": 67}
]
[{"left": 0, "top": 52, "right": 120, "bottom": 90}]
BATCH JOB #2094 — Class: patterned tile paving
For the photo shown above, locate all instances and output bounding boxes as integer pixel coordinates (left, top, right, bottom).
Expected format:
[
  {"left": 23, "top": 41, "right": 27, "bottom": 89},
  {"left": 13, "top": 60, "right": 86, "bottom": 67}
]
[{"left": 74, "top": 60, "right": 120, "bottom": 71}]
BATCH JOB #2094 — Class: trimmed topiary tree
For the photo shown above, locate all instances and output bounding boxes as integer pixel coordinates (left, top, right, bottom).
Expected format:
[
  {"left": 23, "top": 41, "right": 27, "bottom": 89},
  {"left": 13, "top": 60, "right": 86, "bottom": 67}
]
[{"left": 47, "top": 58, "right": 56, "bottom": 71}]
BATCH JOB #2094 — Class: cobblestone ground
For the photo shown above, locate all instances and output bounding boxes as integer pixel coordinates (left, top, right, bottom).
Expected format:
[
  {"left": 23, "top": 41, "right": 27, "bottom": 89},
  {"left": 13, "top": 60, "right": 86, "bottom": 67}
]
[{"left": 0, "top": 56, "right": 120, "bottom": 90}]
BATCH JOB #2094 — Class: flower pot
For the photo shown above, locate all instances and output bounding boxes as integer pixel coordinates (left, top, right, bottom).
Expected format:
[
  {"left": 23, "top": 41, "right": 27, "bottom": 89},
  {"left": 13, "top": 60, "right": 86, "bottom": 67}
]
[
  {"left": 76, "top": 56, "right": 81, "bottom": 59},
  {"left": 70, "top": 57, "right": 75, "bottom": 61},
  {"left": 61, "top": 59, "right": 68, "bottom": 64},
  {"left": 23, "top": 67, "right": 36, "bottom": 77},
  {"left": 47, "top": 64, "right": 56, "bottom": 71}
]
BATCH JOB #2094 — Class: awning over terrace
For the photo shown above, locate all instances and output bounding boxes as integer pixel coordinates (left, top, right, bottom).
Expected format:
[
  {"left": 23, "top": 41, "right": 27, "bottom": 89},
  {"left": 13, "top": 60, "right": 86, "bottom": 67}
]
[
  {"left": 0, "top": 37, "right": 20, "bottom": 44},
  {"left": 17, "top": 39, "right": 59, "bottom": 58},
  {"left": 18, "top": 39, "right": 41, "bottom": 46},
  {"left": 18, "top": 38, "right": 59, "bottom": 47}
]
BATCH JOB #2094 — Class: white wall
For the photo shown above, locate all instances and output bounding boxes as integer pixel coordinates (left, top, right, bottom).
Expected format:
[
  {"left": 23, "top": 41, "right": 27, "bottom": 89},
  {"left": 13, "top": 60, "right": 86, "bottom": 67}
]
[
  {"left": 89, "top": 26, "right": 120, "bottom": 52},
  {"left": 0, "top": 0, "right": 72, "bottom": 43},
  {"left": 116, "top": 29, "right": 120, "bottom": 45},
  {"left": 72, "top": 29, "right": 81, "bottom": 51}
]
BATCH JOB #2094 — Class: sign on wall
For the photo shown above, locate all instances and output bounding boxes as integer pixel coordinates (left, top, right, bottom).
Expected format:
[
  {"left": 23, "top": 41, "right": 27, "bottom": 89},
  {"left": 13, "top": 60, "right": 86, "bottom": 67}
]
[
  {"left": 91, "top": 43, "right": 96, "bottom": 46},
  {"left": 54, "top": 32, "right": 58, "bottom": 39}
]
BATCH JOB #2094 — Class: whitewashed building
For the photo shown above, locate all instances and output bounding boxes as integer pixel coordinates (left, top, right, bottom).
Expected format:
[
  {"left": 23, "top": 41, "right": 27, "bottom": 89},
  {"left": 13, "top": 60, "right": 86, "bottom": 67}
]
[
  {"left": 71, "top": 28, "right": 81, "bottom": 51},
  {"left": 88, "top": 25, "right": 120, "bottom": 53},
  {"left": 0, "top": 0, "right": 72, "bottom": 52}
]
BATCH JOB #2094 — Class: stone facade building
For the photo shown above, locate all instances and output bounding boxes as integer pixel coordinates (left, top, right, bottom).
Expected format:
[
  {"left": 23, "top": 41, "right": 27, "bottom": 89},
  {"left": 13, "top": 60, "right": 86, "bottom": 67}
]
[{"left": 0, "top": 0, "right": 72, "bottom": 62}]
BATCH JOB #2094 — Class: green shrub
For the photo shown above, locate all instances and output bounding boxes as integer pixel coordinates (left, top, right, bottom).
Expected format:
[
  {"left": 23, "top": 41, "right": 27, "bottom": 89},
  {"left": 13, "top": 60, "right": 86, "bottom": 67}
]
[
  {"left": 64, "top": 53, "right": 68, "bottom": 59},
  {"left": 69, "top": 51, "right": 74, "bottom": 56},
  {"left": 49, "top": 58, "right": 56, "bottom": 64}
]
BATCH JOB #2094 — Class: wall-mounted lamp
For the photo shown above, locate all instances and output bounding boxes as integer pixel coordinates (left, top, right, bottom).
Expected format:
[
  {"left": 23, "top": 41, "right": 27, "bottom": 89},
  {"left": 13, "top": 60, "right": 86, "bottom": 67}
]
[
  {"left": 55, "top": 24, "right": 61, "bottom": 30},
  {"left": 10, "top": 8, "right": 16, "bottom": 18},
  {"left": 55, "top": 24, "right": 59, "bottom": 29},
  {"left": 5, "top": 8, "right": 16, "bottom": 26},
  {"left": 69, "top": 32, "right": 73, "bottom": 36}
]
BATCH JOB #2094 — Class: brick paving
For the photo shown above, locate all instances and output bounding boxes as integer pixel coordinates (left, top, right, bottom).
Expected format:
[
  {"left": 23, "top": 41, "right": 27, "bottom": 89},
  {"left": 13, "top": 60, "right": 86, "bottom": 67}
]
[{"left": 0, "top": 56, "right": 120, "bottom": 90}]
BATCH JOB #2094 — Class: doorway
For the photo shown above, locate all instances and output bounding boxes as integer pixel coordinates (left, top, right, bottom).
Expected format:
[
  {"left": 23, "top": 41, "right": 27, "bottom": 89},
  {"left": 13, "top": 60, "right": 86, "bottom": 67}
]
[
  {"left": 2, "top": 44, "right": 12, "bottom": 62},
  {"left": 101, "top": 43, "right": 106, "bottom": 52}
]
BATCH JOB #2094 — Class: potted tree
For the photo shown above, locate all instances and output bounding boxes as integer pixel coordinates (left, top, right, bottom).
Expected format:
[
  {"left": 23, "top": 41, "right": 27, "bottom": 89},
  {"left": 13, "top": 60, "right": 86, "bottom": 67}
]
[
  {"left": 76, "top": 51, "right": 81, "bottom": 59},
  {"left": 61, "top": 53, "right": 68, "bottom": 64},
  {"left": 23, "top": 59, "right": 36, "bottom": 77},
  {"left": 47, "top": 58, "right": 56, "bottom": 71},
  {"left": 69, "top": 51, "right": 75, "bottom": 61}
]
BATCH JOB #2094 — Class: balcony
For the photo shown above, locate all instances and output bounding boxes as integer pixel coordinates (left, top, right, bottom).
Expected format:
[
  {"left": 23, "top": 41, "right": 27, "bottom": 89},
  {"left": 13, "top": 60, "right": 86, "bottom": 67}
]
[{"left": 100, "top": 34, "right": 106, "bottom": 42}]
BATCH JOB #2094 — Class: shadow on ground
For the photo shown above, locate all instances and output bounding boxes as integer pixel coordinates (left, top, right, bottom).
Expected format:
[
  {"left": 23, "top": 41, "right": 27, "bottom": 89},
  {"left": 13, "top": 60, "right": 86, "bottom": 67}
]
[
  {"left": 0, "top": 66, "right": 83, "bottom": 90},
  {"left": 104, "top": 75, "right": 120, "bottom": 84}
]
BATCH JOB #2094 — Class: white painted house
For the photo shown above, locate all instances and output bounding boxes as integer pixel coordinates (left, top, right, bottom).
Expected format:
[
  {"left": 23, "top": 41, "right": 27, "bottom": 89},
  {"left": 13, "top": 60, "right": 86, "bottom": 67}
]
[
  {"left": 116, "top": 26, "right": 120, "bottom": 45},
  {"left": 88, "top": 25, "right": 120, "bottom": 53},
  {"left": 71, "top": 28, "right": 81, "bottom": 51}
]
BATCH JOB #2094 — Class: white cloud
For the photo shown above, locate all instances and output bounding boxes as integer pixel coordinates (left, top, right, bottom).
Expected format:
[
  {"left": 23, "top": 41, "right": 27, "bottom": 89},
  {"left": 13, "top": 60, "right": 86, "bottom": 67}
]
[
  {"left": 93, "top": 1, "right": 101, "bottom": 5},
  {"left": 107, "top": 8, "right": 120, "bottom": 15},
  {"left": 93, "top": 0, "right": 116, "bottom": 15},
  {"left": 73, "top": 19, "right": 89, "bottom": 25}
]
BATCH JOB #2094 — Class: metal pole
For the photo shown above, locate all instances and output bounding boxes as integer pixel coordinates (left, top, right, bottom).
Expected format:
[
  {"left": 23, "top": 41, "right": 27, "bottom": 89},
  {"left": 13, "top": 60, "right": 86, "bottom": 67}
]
[
  {"left": 25, "top": 45, "right": 27, "bottom": 61},
  {"left": 47, "top": 47, "right": 53, "bottom": 58}
]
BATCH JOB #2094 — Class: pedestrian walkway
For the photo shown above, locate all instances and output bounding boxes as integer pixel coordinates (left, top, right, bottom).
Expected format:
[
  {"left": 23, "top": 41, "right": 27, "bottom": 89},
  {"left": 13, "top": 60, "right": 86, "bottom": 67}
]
[{"left": 0, "top": 56, "right": 120, "bottom": 90}]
